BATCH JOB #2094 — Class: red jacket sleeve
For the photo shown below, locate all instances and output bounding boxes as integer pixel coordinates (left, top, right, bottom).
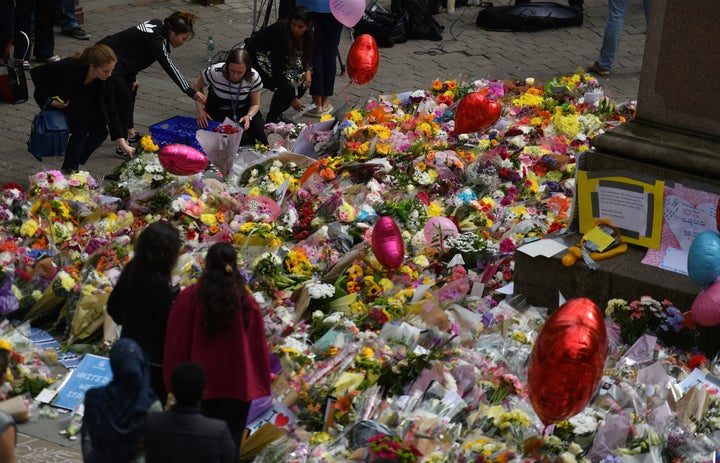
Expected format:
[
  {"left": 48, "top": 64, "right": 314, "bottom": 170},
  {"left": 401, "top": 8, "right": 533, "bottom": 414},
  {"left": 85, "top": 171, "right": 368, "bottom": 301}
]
[{"left": 162, "top": 285, "right": 196, "bottom": 392}]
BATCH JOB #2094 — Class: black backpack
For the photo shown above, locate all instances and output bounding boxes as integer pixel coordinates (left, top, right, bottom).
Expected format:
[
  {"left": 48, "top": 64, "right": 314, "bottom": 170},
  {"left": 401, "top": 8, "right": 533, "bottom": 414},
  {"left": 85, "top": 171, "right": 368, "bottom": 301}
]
[
  {"left": 353, "top": 0, "right": 408, "bottom": 48},
  {"left": 353, "top": 18, "right": 407, "bottom": 48},
  {"left": 398, "top": 0, "right": 444, "bottom": 41},
  {"left": 476, "top": 2, "right": 583, "bottom": 32}
]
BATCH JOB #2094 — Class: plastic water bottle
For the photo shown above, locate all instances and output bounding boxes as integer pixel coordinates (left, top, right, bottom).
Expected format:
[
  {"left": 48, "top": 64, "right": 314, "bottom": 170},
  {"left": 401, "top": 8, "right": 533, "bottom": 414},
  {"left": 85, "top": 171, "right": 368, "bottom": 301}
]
[
  {"left": 206, "top": 36, "right": 215, "bottom": 63},
  {"left": 447, "top": 0, "right": 455, "bottom": 13}
]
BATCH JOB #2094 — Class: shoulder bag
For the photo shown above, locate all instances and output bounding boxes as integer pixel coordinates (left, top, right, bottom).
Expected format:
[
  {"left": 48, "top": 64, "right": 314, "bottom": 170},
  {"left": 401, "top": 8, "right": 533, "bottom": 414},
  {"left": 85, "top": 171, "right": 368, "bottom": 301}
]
[
  {"left": 27, "top": 100, "right": 70, "bottom": 161},
  {"left": 0, "top": 31, "right": 30, "bottom": 104}
]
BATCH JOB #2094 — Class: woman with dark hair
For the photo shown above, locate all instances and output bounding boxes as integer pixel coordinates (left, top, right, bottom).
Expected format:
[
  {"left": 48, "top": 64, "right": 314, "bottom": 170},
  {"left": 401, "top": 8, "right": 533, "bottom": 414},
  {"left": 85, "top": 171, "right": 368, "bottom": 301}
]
[
  {"left": 108, "top": 221, "right": 182, "bottom": 405},
  {"left": 245, "top": 6, "right": 314, "bottom": 123},
  {"left": 163, "top": 242, "right": 271, "bottom": 455},
  {"left": 0, "top": 340, "right": 16, "bottom": 463},
  {"left": 98, "top": 11, "right": 207, "bottom": 157},
  {"left": 30, "top": 44, "right": 128, "bottom": 173},
  {"left": 193, "top": 48, "right": 269, "bottom": 146},
  {"left": 82, "top": 338, "right": 160, "bottom": 463}
]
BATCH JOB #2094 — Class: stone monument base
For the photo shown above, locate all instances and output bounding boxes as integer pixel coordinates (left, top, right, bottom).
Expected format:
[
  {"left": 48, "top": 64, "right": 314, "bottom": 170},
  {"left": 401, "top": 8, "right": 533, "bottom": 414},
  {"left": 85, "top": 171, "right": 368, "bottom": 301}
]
[
  {"left": 512, "top": 233, "right": 720, "bottom": 354},
  {"left": 588, "top": 120, "right": 720, "bottom": 193}
]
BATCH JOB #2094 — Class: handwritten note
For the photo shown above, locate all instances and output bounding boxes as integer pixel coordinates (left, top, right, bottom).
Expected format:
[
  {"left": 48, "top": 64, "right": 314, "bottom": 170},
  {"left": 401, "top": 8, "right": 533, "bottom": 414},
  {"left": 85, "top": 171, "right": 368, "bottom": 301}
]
[{"left": 664, "top": 195, "right": 716, "bottom": 251}]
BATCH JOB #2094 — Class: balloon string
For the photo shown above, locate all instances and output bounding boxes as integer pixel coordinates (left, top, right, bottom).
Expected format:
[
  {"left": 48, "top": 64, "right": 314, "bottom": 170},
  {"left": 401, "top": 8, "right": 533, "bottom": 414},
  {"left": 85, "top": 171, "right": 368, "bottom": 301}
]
[{"left": 343, "top": 80, "right": 351, "bottom": 106}]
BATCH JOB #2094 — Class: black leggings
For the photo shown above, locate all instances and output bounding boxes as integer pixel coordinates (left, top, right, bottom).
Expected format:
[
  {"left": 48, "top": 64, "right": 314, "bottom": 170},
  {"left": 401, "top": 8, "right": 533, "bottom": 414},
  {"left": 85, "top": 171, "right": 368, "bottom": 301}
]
[
  {"left": 62, "top": 124, "right": 108, "bottom": 172},
  {"left": 109, "top": 74, "right": 136, "bottom": 139},
  {"left": 255, "top": 66, "right": 306, "bottom": 122}
]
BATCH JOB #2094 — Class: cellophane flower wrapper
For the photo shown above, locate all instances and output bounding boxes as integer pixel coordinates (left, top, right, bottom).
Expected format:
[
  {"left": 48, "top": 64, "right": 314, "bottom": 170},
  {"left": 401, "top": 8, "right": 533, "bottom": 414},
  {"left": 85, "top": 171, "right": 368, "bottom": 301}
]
[
  {"left": 675, "top": 386, "right": 712, "bottom": 434},
  {"left": 0, "top": 321, "right": 36, "bottom": 360},
  {"left": 587, "top": 415, "right": 631, "bottom": 462},
  {"left": 196, "top": 117, "right": 243, "bottom": 179},
  {"left": 617, "top": 334, "right": 658, "bottom": 367},
  {"left": 0, "top": 271, "right": 19, "bottom": 316}
]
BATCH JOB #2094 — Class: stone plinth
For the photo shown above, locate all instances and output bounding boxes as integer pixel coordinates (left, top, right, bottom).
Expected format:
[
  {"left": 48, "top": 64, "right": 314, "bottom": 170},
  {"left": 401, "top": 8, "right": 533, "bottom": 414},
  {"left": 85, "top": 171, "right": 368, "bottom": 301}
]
[
  {"left": 588, "top": 0, "right": 720, "bottom": 182},
  {"left": 513, "top": 233, "right": 701, "bottom": 313},
  {"left": 636, "top": 1, "right": 720, "bottom": 137},
  {"left": 588, "top": 119, "right": 720, "bottom": 192},
  {"left": 512, "top": 235, "right": 720, "bottom": 354},
  {"left": 553, "top": 0, "right": 720, "bottom": 356}
]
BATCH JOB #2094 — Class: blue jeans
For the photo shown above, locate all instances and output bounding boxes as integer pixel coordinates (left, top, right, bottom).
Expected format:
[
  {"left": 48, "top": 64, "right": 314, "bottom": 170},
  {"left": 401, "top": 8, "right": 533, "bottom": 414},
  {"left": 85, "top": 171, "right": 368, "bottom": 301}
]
[
  {"left": 59, "top": 0, "right": 79, "bottom": 31},
  {"left": 309, "top": 13, "right": 343, "bottom": 97},
  {"left": 597, "top": 0, "right": 650, "bottom": 70},
  {"left": 62, "top": 125, "right": 108, "bottom": 171}
]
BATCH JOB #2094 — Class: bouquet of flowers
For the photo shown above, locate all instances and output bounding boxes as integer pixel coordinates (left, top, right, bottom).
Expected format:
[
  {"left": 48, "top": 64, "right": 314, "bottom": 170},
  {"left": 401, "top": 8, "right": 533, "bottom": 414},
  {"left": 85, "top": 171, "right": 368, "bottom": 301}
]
[
  {"left": 368, "top": 434, "right": 423, "bottom": 463},
  {"left": 605, "top": 296, "right": 687, "bottom": 345}
]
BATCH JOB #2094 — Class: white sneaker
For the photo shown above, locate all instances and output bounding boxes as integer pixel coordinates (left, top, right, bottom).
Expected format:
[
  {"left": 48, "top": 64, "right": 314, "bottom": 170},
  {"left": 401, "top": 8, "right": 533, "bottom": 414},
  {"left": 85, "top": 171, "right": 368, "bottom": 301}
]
[
  {"left": 37, "top": 55, "right": 61, "bottom": 63},
  {"left": 305, "top": 105, "right": 324, "bottom": 117}
]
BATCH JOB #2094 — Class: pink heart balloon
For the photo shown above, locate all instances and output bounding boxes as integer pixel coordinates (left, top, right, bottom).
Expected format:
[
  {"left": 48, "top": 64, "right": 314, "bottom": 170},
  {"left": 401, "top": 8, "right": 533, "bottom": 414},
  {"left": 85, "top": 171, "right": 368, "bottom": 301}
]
[
  {"left": 330, "top": 0, "right": 365, "bottom": 28},
  {"left": 423, "top": 216, "right": 458, "bottom": 250},
  {"left": 371, "top": 216, "right": 405, "bottom": 269},
  {"left": 692, "top": 280, "right": 720, "bottom": 327},
  {"left": 158, "top": 144, "right": 208, "bottom": 176},
  {"left": 453, "top": 92, "right": 502, "bottom": 134}
]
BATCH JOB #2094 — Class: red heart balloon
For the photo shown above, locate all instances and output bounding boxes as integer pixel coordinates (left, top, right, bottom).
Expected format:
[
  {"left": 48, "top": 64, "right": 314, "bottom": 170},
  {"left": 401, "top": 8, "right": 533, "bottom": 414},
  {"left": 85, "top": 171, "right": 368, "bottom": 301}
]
[
  {"left": 158, "top": 144, "right": 208, "bottom": 176},
  {"left": 528, "top": 297, "right": 608, "bottom": 426},
  {"left": 346, "top": 34, "right": 379, "bottom": 85},
  {"left": 484, "top": 100, "right": 502, "bottom": 127},
  {"left": 371, "top": 216, "right": 405, "bottom": 269},
  {"left": 453, "top": 92, "right": 502, "bottom": 134}
]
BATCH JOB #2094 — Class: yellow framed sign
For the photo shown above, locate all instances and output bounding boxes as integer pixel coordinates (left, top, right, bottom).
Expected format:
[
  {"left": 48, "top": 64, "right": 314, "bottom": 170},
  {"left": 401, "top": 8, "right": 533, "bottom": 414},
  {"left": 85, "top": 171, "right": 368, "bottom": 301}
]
[{"left": 576, "top": 170, "right": 664, "bottom": 249}]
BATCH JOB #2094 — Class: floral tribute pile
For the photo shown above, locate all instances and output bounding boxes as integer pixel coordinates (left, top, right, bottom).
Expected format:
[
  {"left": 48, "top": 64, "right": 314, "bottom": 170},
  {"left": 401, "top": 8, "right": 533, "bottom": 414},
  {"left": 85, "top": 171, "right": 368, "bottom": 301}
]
[{"left": 0, "top": 73, "right": 717, "bottom": 462}]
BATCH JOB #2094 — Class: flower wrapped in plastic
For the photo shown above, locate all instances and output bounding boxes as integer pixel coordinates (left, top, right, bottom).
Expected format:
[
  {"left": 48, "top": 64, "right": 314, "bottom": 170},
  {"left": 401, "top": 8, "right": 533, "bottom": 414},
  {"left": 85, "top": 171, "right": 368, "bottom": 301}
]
[
  {"left": 195, "top": 118, "right": 243, "bottom": 179},
  {"left": 605, "top": 296, "right": 687, "bottom": 345}
]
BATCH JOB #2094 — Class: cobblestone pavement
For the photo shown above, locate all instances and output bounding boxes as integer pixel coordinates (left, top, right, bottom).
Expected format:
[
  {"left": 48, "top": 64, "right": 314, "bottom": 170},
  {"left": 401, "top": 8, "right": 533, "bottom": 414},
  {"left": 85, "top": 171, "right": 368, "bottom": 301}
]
[{"left": 3, "top": 0, "right": 648, "bottom": 459}]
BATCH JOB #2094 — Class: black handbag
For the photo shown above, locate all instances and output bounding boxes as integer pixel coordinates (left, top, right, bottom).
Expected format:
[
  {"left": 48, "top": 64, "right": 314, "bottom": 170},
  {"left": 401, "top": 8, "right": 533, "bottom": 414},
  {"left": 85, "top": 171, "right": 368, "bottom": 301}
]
[
  {"left": 0, "top": 31, "right": 29, "bottom": 105},
  {"left": 27, "top": 100, "right": 70, "bottom": 161}
]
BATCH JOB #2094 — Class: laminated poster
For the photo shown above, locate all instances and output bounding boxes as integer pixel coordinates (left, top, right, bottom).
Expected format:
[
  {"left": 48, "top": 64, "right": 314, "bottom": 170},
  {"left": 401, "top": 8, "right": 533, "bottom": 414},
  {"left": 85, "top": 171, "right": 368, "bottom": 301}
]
[{"left": 576, "top": 170, "right": 664, "bottom": 249}]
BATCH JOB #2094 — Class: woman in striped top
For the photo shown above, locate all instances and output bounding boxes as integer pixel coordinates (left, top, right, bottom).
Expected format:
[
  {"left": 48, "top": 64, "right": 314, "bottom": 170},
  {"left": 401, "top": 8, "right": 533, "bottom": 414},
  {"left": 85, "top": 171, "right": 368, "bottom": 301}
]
[{"left": 193, "top": 48, "right": 269, "bottom": 146}]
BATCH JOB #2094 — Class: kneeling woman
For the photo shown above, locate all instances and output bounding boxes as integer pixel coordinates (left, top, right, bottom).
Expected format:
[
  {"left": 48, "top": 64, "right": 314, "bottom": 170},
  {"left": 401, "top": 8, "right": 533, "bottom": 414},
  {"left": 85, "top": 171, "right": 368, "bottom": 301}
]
[
  {"left": 31, "top": 44, "right": 130, "bottom": 173},
  {"left": 193, "top": 48, "right": 268, "bottom": 146}
]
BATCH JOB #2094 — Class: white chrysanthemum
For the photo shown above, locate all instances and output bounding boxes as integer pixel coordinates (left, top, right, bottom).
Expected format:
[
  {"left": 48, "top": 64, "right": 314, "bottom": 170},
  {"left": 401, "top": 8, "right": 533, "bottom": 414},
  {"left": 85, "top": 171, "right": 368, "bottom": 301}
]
[
  {"left": 169, "top": 197, "right": 185, "bottom": 214},
  {"left": 410, "top": 231, "right": 427, "bottom": 249},
  {"left": 307, "top": 282, "right": 335, "bottom": 299},
  {"left": 569, "top": 412, "right": 598, "bottom": 435},
  {"left": 323, "top": 312, "right": 343, "bottom": 325}
]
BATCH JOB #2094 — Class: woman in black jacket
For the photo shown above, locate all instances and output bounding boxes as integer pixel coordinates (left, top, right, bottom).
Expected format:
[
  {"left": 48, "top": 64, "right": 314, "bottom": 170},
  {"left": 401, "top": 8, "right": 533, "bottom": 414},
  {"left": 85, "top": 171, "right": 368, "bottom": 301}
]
[
  {"left": 107, "top": 221, "right": 182, "bottom": 406},
  {"left": 245, "top": 6, "right": 314, "bottom": 123},
  {"left": 98, "top": 11, "right": 206, "bottom": 156},
  {"left": 30, "top": 44, "right": 129, "bottom": 174}
]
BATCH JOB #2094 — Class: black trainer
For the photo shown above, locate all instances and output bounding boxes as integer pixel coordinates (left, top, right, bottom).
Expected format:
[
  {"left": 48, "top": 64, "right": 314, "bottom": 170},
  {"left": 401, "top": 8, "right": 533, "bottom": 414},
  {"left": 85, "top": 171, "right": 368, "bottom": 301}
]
[
  {"left": 62, "top": 27, "right": 91, "bottom": 40},
  {"left": 127, "top": 133, "right": 141, "bottom": 145}
]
